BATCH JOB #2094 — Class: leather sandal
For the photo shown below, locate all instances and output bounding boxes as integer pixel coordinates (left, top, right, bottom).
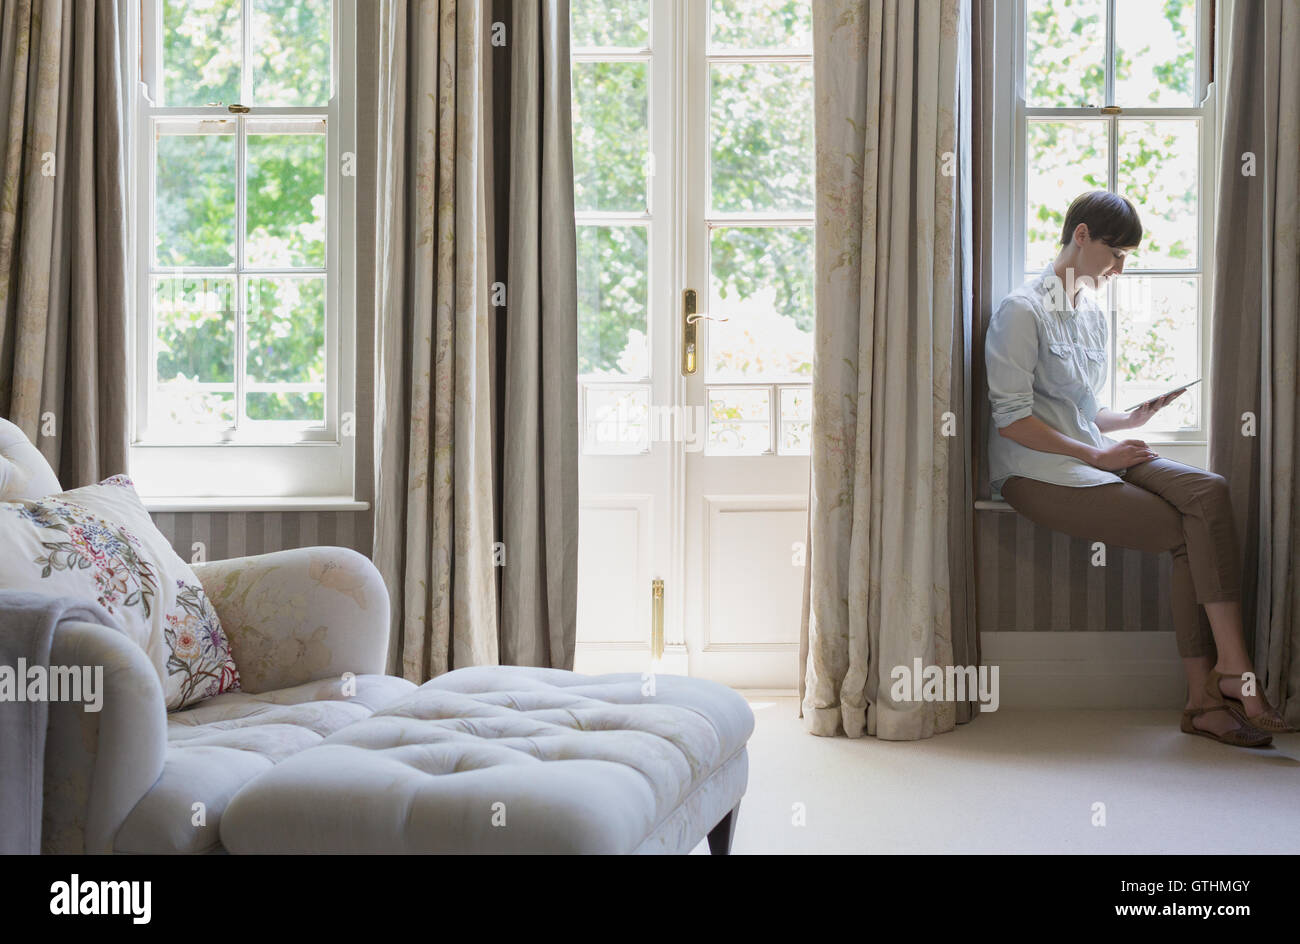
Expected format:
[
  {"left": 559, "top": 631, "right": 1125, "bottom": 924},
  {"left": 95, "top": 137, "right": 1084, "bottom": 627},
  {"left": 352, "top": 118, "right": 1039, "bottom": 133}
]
[
  {"left": 1181, "top": 704, "right": 1273, "bottom": 748},
  {"left": 1205, "top": 668, "right": 1299, "bottom": 734}
]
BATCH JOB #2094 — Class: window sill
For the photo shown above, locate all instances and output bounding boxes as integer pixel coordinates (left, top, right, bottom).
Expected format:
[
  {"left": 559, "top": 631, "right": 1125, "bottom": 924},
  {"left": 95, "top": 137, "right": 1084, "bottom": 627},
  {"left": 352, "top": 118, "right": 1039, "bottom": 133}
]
[
  {"left": 975, "top": 499, "right": 1014, "bottom": 513},
  {"left": 141, "top": 496, "right": 369, "bottom": 513},
  {"left": 129, "top": 439, "right": 355, "bottom": 502}
]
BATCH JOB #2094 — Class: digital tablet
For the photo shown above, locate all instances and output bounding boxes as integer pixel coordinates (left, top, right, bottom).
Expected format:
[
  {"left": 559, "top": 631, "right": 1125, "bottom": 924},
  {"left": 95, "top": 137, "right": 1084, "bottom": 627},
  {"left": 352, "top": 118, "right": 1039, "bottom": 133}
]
[{"left": 1124, "top": 378, "right": 1201, "bottom": 412}]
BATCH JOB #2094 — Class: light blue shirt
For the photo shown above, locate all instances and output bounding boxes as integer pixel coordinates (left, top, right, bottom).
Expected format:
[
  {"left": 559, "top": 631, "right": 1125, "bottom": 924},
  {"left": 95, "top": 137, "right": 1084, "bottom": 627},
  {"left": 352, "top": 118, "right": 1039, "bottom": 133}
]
[{"left": 985, "top": 265, "right": 1125, "bottom": 500}]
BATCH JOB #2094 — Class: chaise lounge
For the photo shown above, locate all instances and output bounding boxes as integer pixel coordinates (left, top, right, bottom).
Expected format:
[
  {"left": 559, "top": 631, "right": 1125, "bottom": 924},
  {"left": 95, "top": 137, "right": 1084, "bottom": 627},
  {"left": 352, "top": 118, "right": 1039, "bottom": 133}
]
[{"left": 2, "top": 419, "right": 753, "bottom": 854}]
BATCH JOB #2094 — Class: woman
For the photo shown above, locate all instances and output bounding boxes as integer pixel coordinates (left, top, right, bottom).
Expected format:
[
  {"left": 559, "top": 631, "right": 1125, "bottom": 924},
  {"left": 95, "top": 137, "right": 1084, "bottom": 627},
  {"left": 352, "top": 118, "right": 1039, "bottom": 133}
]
[{"left": 985, "top": 190, "right": 1295, "bottom": 747}]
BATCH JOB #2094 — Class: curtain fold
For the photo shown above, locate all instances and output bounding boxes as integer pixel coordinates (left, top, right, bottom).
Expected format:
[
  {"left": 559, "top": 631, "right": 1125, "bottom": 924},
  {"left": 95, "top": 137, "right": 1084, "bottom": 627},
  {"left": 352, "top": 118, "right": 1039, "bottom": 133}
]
[
  {"left": 1264, "top": 0, "right": 1300, "bottom": 729},
  {"left": 1210, "top": 0, "right": 1300, "bottom": 724},
  {"left": 0, "top": 0, "right": 128, "bottom": 488},
  {"left": 800, "top": 0, "right": 978, "bottom": 740},
  {"left": 949, "top": 0, "right": 980, "bottom": 724},
  {"left": 499, "top": 0, "right": 578, "bottom": 668},
  {"left": 970, "top": 0, "right": 997, "bottom": 504},
  {"left": 373, "top": 0, "right": 578, "bottom": 682}
]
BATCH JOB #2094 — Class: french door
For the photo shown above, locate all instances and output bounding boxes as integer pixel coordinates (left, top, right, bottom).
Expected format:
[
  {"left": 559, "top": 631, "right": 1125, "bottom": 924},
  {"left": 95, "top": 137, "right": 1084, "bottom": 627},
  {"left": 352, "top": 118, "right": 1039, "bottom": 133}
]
[{"left": 572, "top": 0, "right": 814, "bottom": 690}]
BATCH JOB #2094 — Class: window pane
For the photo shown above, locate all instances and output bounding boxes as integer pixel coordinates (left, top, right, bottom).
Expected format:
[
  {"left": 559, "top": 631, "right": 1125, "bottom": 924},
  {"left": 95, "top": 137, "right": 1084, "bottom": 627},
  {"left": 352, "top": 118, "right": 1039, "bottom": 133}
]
[
  {"left": 1114, "top": 0, "right": 1198, "bottom": 107},
  {"left": 710, "top": 62, "right": 813, "bottom": 214},
  {"left": 708, "top": 226, "right": 814, "bottom": 380},
  {"left": 570, "top": 0, "right": 648, "bottom": 48},
  {"left": 1025, "top": 120, "right": 1109, "bottom": 270},
  {"left": 246, "top": 391, "right": 324, "bottom": 421},
  {"left": 163, "top": 0, "right": 241, "bottom": 106},
  {"left": 578, "top": 225, "right": 649, "bottom": 378},
  {"left": 153, "top": 385, "right": 236, "bottom": 428},
  {"left": 572, "top": 61, "right": 648, "bottom": 212},
  {"left": 583, "top": 385, "right": 650, "bottom": 454},
  {"left": 245, "top": 277, "right": 325, "bottom": 422},
  {"left": 708, "top": 388, "right": 771, "bottom": 455},
  {"left": 155, "top": 125, "right": 237, "bottom": 267},
  {"left": 246, "top": 123, "right": 327, "bottom": 268},
  {"left": 1118, "top": 120, "right": 1198, "bottom": 268},
  {"left": 1025, "top": 0, "right": 1106, "bottom": 107},
  {"left": 710, "top": 0, "right": 812, "bottom": 49},
  {"left": 153, "top": 276, "right": 235, "bottom": 427},
  {"left": 779, "top": 386, "right": 811, "bottom": 455},
  {"left": 251, "top": 0, "right": 332, "bottom": 106},
  {"left": 1116, "top": 276, "right": 1200, "bottom": 431}
]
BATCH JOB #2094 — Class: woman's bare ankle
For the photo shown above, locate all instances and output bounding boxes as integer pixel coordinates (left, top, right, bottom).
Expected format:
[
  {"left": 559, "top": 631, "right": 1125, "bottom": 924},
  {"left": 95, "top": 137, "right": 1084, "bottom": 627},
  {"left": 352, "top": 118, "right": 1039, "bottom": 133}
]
[{"left": 1213, "top": 661, "right": 1252, "bottom": 676}]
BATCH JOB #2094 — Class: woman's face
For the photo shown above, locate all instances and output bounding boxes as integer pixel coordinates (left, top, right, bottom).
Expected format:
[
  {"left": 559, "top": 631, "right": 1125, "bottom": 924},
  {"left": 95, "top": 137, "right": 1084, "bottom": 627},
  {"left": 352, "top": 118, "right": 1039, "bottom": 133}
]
[{"left": 1076, "top": 230, "right": 1134, "bottom": 284}]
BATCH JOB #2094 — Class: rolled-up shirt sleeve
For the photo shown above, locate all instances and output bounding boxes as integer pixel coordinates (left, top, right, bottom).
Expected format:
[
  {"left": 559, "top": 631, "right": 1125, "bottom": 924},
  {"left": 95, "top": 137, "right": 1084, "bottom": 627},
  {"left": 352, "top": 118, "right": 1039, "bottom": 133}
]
[{"left": 985, "top": 297, "right": 1038, "bottom": 428}]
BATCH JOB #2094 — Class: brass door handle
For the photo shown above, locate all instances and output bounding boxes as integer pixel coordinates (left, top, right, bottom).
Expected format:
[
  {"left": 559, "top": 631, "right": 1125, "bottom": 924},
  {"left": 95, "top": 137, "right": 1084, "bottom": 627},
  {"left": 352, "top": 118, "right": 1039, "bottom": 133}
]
[
  {"left": 682, "top": 290, "right": 698, "bottom": 375},
  {"left": 681, "top": 290, "right": 730, "bottom": 376}
]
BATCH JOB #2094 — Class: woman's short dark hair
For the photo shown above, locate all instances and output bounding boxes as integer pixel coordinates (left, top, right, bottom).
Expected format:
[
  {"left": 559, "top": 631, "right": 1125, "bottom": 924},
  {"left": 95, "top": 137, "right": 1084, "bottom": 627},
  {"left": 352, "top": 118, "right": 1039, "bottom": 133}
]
[{"left": 1060, "top": 191, "right": 1143, "bottom": 248}]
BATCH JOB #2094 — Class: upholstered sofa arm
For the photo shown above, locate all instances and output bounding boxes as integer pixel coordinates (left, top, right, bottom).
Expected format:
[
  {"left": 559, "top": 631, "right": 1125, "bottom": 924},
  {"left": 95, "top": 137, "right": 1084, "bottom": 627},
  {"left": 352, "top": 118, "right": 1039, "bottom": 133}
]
[
  {"left": 42, "top": 620, "right": 168, "bottom": 854},
  {"left": 191, "top": 547, "right": 391, "bottom": 694}
]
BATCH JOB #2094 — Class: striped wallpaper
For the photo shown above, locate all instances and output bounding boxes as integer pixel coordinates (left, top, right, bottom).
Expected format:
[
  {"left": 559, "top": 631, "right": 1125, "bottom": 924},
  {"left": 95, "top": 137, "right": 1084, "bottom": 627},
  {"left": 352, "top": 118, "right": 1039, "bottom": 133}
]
[
  {"left": 975, "top": 509, "right": 1174, "bottom": 633},
  {"left": 149, "top": 509, "right": 372, "bottom": 565}
]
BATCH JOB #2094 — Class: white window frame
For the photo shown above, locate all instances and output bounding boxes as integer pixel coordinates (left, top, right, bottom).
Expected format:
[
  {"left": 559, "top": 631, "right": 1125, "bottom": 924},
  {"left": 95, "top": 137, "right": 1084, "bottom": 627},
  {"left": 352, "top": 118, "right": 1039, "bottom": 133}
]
[
  {"left": 695, "top": 11, "right": 814, "bottom": 458},
  {"left": 574, "top": 2, "right": 814, "bottom": 461},
  {"left": 127, "top": 0, "right": 357, "bottom": 501},
  {"left": 996, "top": 0, "right": 1216, "bottom": 469},
  {"left": 572, "top": 9, "right": 669, "bottom": 458}
]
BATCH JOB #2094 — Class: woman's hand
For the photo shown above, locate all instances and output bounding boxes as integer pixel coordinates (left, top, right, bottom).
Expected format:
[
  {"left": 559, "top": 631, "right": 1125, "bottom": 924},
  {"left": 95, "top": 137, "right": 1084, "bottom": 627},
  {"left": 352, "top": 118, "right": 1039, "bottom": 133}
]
[
  {"left": 1123, "top": 388, "right": 1187, "bottom": 429},
  {"left": 1090, "top": 439, "right": 1159, "bottom": 471}
]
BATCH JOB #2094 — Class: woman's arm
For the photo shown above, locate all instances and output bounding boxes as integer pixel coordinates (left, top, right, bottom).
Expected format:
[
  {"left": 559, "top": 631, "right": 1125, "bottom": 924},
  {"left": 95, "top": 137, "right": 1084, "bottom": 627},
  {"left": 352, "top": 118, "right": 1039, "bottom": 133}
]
[
  {"left": 1094, "top": 408, "right": 1133, "bottom": 433},
  {"left": 998, "top": 415, "right": 1099, "bottom": 463},
  {"left": 1096, "top": 389, "right": 1188, "bottom": 432},
  {"left": 999, "top": 415, "right": 1157, "bottom": 471}
]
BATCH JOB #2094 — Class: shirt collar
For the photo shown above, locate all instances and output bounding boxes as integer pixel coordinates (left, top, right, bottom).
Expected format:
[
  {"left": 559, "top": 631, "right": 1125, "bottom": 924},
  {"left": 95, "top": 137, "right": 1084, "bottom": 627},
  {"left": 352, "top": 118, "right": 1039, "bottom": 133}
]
[{"left": 1040, "top": 263, "right": 1079, "bottom": 320}]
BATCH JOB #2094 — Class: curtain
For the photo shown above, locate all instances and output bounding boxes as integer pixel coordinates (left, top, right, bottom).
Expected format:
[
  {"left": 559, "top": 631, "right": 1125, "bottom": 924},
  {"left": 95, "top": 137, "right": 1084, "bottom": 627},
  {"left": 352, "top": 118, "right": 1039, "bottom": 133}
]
[
  {"left": 970, "top": 0, "right": 996, "bottom": 503},
  {"left": 0, "top": 0, "right": 128, "bottom": 488},
  {"left": 800, "top": 0, "right": 978, "bottom": 740},
  {"left": 373, "top": 0, "right": 578, "bottom": 682},
  {"left": 496, "top": 1, "right": 579, "bottom": 668},
  {"left": 1209, "top": 0, "right": 1300, "bottom": 724}
]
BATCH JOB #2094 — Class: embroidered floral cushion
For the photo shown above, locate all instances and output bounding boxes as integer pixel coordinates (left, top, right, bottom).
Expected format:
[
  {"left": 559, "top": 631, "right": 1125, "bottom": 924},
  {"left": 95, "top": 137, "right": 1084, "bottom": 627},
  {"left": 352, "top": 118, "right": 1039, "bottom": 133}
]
[{"left": 0, "top": 474, "right": 239, "bottom": 709}]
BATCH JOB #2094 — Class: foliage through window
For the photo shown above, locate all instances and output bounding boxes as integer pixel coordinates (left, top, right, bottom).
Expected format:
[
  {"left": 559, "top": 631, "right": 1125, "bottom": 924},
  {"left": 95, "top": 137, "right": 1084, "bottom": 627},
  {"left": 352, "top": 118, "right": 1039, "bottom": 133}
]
[
  {"left": 1023, "top": 0, "right": 1206, "bottom": 434},
  {"left": 570, "top": 0, "right": 815, "bottom": 456},
  {"left": 704, "top": 0, "right": 814, "bottom": 456},
  {"left": 140, "top": 0, "right": 335, "bottom": 440}
]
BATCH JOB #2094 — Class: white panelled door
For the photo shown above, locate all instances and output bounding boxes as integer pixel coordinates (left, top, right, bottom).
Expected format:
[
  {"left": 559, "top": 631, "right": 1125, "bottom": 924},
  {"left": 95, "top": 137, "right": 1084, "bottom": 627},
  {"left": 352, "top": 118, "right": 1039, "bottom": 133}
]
[{"left": 572, "top": 1, "right": 814, "bottom": 691}]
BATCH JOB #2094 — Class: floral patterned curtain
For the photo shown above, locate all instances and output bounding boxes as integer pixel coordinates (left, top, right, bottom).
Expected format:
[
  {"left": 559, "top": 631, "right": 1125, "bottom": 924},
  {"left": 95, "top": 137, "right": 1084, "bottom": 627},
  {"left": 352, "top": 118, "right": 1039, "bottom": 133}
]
[
  {"left": 1209, "top": 0, "right": 1300, "bottom": 725},
  {"left": 372, "top": 0, "right": 578, "bottom": 681},
  {"left": 800, "top": 0, "right": 979, "bottom": 740},
  {"left": 0, "top": 0, "right": 129, "bottom": 487}
]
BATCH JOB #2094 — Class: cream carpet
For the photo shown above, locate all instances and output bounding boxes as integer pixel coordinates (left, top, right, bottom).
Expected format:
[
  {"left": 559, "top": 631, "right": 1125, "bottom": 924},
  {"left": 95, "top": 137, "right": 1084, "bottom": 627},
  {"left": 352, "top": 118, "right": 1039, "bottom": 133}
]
[{"left": 692, "top": 697, "right": 1300, "bottom": 854}]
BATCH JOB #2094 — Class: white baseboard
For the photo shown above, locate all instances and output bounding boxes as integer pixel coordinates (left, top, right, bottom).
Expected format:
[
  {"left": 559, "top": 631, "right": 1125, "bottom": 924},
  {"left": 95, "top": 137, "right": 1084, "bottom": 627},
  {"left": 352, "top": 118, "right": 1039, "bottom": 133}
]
[
  {"left": 589, "top": 633, "right": 1189, "bottom": 710},
  {"left": 981, "top": 631, "right": 1187, "bottom": 708}
]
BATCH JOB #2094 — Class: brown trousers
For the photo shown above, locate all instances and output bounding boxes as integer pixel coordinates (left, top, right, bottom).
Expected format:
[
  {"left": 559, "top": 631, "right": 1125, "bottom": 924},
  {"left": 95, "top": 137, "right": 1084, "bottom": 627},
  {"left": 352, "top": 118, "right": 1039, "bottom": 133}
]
[{"left": 1000, "top": 458, "right": 1241, "bottom": 658}]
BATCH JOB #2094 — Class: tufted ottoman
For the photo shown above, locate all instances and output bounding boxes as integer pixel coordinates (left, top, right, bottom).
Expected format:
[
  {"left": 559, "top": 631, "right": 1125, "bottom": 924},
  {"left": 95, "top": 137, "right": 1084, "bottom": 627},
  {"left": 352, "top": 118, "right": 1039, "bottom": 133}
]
[{"left": 219, "top": 666, "right": 755, "bottom": 854}]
